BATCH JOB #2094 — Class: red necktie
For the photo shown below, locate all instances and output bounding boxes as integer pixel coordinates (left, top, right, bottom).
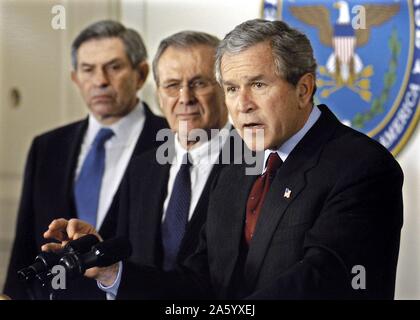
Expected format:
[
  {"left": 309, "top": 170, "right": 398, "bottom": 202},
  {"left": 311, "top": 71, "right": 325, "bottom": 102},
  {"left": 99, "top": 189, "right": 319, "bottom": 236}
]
[{"left": 245, "top": 152, "right": 282, "bottom": 244}]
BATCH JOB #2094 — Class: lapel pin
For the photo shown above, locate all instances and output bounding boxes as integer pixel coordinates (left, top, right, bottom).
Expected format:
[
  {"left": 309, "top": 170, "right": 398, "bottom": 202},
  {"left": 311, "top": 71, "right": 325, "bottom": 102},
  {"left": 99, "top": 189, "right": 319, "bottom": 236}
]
[{"left": 284, "top": 188, "right": 292, "bottom": 199}]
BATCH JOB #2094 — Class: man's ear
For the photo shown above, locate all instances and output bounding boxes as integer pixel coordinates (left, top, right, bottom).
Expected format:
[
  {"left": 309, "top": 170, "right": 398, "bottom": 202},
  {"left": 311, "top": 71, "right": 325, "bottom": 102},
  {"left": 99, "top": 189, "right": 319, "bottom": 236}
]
[
  {"left": 71, "top": 70, "right": 79, "bottom": 86},
  {"left": 136, "top": 61, "right": 149, "bottom": 89},
  {"left": 296, "top": 73, "right": 315, "bottom": 108}
]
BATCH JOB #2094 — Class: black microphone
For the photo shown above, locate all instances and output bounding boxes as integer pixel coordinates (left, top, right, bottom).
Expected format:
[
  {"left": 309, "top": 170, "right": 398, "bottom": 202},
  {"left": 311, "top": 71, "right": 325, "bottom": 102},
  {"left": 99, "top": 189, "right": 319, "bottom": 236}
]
[
  {"left": 59, "top": 237, "right": 132, "bottom": 278},
  {"left": 17, "top": 234, "right": 100, "bottom": 283},
  {"left": 62, "top": 234, "right": 100, "bottom": 254},
  {"left": 17, "top": 251, "right": 60, "bottom": 283}
]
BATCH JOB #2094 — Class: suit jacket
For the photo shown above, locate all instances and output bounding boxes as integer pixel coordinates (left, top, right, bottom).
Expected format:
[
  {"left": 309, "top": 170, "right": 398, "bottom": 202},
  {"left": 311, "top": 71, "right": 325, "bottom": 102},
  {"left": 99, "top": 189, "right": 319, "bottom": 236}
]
[
  {"left": 4, "top": 103, "right": 168, "bottom": 300},
  {"left": 117, "top": 128, "right": 236, "bottom": 271},
  {"left": 117, "top": 105, "right": 403, "bottom": 300}
]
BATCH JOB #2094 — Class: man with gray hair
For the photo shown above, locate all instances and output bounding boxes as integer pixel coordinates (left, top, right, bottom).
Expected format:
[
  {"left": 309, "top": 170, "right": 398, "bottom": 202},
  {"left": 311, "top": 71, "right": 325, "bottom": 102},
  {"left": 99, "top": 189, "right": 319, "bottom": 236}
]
[
  {"left": 102, "top": 30, "right": 231, "bottom": 292},
  {"left": 4, "top": 20, "right": 167, "bottom": 300},
  {"left": 43, "top": 29, "right": 232, "bottom": 300},
  {"left": 43, "top": 19, "right": 403, "bottom": 300}
]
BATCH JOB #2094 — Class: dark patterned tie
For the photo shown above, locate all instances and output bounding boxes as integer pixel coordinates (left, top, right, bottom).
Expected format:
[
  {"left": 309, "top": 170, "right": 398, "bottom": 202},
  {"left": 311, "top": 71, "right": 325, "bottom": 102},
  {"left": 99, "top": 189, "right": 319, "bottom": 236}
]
[
  {"left": 74, "top": 128, "right": 114, "bottom": 227},
  {"left": 245, "top": 152, "right": 282, "bottom": 244},
  {"left": 161, "top": 153, "right": 192, "bottom": 270}
]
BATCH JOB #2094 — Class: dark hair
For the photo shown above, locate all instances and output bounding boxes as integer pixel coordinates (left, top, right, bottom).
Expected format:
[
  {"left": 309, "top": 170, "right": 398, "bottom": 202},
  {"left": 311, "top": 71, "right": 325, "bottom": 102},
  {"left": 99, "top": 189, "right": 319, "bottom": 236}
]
[{"left": 71, "top": 20, "right": 147, "bottom": 70}]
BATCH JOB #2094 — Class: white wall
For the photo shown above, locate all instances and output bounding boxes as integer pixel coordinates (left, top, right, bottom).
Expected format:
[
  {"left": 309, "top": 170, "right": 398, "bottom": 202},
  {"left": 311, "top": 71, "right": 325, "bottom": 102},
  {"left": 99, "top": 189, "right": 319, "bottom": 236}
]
[
  {"left": 395, "top": 127, "right": 420, "bottom": 299},
  {"left": 0, "top": 0, "right": 67, "bottom": 292},
  {"left": 121, "top": 0, "right": 420, "bottom": 299}
]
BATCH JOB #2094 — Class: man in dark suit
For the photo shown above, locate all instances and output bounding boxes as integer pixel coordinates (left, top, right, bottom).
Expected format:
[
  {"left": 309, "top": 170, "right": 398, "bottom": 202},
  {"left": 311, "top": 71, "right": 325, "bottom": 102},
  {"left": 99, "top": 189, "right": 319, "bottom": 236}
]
[
  {"left": 44, "top": 19, "right": 403, "bottom": 300},
  {"left": 43, "top": 31, "right": 232, "bottom": 299},
  {"left": 3, "top": 20, "right": 167, "bottom": 300},
  {"left": 115, "top": 31, "right": 230, "bottom": 275}
]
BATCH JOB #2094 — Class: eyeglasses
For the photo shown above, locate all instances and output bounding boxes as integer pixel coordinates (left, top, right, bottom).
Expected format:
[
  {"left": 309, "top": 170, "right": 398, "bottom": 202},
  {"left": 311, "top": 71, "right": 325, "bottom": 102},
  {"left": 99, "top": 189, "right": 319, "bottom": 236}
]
[{"left": 159, "top": 79, "right": 217, "bottom": 97}]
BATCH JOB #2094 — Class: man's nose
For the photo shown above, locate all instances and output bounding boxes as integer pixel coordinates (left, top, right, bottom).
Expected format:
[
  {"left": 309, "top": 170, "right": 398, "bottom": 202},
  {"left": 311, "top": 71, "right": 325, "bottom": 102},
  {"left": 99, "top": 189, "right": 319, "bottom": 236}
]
[
  {"left": 237, "top": 89, "right": 255, "bottom": 113},
  {"left": 178, "top": 86, "right": 197, "bottom": 105},
  {"left": 93, "top": 69, "right": 110, "bottom": 88}
]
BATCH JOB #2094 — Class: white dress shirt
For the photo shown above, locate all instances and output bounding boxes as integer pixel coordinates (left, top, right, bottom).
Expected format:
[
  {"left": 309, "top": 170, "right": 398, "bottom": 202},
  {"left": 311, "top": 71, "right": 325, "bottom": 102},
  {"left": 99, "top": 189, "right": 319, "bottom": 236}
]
[
  {"left": 162, "top": 122, "right": 231, "bottom": 222},
  {"left": 75, "top": 101, "right": 146, "bottom": 229},
  {"left": 99, "top": 122, "right": 231, "bottom": 299}
]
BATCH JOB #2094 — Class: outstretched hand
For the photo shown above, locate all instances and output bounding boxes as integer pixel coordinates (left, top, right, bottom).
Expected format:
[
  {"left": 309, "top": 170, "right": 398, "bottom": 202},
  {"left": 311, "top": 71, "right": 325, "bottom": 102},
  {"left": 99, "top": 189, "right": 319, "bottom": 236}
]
[{"left": 41, "top": 218, "right": 118, "bottom": 283}]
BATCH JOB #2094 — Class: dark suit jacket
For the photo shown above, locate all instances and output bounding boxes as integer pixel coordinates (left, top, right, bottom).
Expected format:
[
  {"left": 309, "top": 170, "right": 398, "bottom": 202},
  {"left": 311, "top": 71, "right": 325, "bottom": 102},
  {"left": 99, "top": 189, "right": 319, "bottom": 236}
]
[
  {"left": 4, "top": 104, "right": 168, "bottom": 300},
  {"left": 117, "top": 105, "right": 403, "bottom": 300},
  {"left": 117, "top": 128, "right": 236, "bottom": 270}
]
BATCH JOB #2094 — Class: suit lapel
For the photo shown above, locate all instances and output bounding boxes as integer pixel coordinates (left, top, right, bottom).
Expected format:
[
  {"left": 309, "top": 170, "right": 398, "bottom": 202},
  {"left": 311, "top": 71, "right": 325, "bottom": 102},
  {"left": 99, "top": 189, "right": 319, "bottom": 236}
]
[
  {"left": 243, "top": 105, "right": 340, "bottom": 290},
  {"left": 179, "top": 162, "right": 219, "bottom": 256},
  {"left": 181, "top": 126, "right": 235, "bottom": 241},
  {"left": 132, "top": 102, "right": 165, "bottom": 155},
  {"left": 99, "top": 103, "right": 167, "bottom": 236},
  {"left": 218, "top": 163, "right": 257, "bottom": 291},
  {"left": 211, "top": 130, "right": 263, "bottom": 293},
  {"left": 179, "top": 126, "right": 237, "bottom": 261},
  {"left": 243, "top": 158, "right": 314, "bottom": 290},
  {"left": 137, "top": 156, "right": 171, "bottom": 264},
  {"left": 64, "top": 119, "right": 88, "bottom": 219},
  {"left": 99, "top": 107, "right": 151, "bottom": 236}
]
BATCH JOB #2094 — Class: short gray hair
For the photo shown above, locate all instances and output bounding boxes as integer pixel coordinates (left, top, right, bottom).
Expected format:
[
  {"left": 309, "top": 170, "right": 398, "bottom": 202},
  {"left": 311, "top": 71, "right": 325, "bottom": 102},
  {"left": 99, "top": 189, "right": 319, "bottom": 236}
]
[
  {"left": 71, "top": 20, "right": 147, "bottom": 70},
  {"left": 152, "top": 31, "right": 220, "bottom": 85},
  {"left": 215, "top": 19, "right": 317, "bottom": 90}
]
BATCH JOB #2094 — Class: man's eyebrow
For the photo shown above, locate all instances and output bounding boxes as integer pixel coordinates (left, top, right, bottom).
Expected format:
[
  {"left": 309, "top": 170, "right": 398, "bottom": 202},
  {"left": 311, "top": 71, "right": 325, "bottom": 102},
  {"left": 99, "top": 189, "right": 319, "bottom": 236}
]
[
  {"left": 247, "top": 74, "right": 266, "bottom": 82},
  {"left": 222, "top": 74, "right": 266, "bottom": 86},
  {"left": 79, "top": 62, "right": 94, "bottom": 68},
  {"left": 161, "top": 75, "right": 209, "bottom": 84},
  {"left": 189, "top": 75, "right": 208, "bottom": 82},
  {"left": 221, "top": 80, "right": 237, "bottom": 86},
  {"left": 79, "top": 58, "right": 123, "bottom": 68},
  {"left": 160, "top": 78, "right": 181, "bottom": 84},
  {"left": 103, "top": 58, "right": 124, "bottom": 67}
]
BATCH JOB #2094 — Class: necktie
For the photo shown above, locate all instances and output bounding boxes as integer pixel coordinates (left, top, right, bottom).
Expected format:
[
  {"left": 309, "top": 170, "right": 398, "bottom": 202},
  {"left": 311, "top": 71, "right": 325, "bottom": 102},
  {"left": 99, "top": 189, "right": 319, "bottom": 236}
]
[
  {"left": 245, "top": 152, "right": 282, "bottom": 244},
  {"left": 74, "top": 128, "right": 114, "bottom": 227},
  {"left": 161, "top": 153, "right": 192, "bottom": 271}
]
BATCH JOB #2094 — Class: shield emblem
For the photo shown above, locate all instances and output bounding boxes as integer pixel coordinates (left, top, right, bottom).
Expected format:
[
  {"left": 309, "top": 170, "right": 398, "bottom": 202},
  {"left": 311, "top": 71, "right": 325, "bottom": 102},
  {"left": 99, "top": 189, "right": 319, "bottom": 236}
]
[{"left": 262, "top": 0, "right": 420, "bottom": 156}]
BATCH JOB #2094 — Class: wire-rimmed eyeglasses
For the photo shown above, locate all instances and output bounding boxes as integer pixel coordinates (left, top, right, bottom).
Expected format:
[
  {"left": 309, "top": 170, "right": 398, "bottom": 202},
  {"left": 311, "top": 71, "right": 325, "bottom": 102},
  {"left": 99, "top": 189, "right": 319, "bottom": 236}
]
[{"left": 159, "top": 78, "right": 217, "bottom": 97}]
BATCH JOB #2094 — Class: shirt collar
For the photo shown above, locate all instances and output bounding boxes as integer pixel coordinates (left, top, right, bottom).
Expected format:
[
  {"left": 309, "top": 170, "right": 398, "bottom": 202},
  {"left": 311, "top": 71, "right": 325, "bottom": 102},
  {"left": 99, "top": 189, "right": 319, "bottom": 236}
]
[
  {"left": 263, "top": 105, "right": 321, "bottom": 171},
  {"left": 174, "top": 122, "right": 231, "bottom": 166},
  {"left": 86, "top": 100, "right": 145, "bottom": 147}
]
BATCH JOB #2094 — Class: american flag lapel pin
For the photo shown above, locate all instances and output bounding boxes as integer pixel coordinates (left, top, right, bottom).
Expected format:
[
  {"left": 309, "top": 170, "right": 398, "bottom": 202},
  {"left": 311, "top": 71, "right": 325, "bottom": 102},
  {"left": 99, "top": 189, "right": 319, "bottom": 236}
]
[{"left": 284, "top": 188, "right": 292, "bottom": 199}]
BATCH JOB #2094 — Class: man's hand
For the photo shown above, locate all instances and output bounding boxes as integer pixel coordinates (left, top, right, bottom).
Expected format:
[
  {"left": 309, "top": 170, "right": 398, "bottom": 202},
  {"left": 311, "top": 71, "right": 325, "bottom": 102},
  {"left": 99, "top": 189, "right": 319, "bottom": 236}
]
[
  {"left": 42, "top": 218, "right": 118, "bottom": 284},
  {"left": 42, "top": 218, "right": 101, "bottom": 250}
]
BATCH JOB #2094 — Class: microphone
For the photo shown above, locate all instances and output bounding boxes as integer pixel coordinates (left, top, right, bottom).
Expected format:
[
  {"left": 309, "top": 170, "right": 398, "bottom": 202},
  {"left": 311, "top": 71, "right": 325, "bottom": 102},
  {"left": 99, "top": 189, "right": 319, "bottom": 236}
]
[
  {"left": 17, "top": 251, "right": 60, "bottom": 283},
  {"left": 59, "top": 237, "right": 132, "bottom": 278},
  {"left": 17, "top": 234, "right": 100, "bottom": 283},
  {"left": 62, "top": 233, "right": 100, "bottom": 254}
]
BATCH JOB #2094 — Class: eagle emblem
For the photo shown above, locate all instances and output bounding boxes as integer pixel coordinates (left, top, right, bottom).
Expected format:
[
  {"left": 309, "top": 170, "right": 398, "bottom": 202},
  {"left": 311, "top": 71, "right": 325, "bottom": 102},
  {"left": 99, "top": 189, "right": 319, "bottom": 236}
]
[
  {"left": 290, "top": 1, "right": 399, "bottom": 102},
  {"left": 262, "top": 0, "right": 420, "bottom": 156}
]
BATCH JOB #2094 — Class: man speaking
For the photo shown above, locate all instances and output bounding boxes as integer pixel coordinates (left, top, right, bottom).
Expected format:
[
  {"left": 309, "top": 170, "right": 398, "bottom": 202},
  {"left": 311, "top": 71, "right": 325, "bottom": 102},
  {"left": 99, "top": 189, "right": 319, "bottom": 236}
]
[{"left": 43, "top": 19, "right": 403, "bottom": 300}]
